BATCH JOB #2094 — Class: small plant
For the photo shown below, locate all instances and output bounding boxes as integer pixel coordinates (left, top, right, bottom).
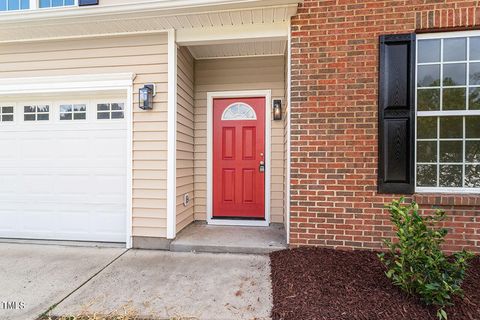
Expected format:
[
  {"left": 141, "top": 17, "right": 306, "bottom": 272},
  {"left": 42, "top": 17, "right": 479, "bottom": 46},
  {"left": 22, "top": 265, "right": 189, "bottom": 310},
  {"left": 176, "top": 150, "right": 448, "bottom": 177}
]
[{"left": 378, "top": 198, "right": 474, "bottom": 320}]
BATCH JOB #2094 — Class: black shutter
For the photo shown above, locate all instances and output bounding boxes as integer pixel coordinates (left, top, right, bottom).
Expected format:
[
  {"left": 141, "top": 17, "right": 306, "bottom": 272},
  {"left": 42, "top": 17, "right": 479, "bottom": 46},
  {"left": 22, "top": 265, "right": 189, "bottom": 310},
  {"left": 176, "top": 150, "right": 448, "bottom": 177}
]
[
  {"left": 79, "top": 0, "right": 98, "bottom": 6},
  {"left": 378, "top": 33, "right": 416, "bottom": 194}
]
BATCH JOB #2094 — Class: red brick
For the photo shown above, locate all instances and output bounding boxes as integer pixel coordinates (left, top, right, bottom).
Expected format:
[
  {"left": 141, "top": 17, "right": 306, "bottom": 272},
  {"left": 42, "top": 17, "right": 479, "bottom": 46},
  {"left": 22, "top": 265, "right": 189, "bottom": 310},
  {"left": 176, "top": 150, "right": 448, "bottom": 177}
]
[{"left": 290, "top": 0, "right": 480, "bottom": 254}]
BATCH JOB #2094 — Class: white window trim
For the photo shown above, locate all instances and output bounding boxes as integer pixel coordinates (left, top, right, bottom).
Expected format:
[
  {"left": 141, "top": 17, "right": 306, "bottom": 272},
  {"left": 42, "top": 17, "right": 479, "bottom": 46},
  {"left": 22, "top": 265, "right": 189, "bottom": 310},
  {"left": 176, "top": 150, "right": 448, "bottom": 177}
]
[
  {"left": 415, "top": 30, "right": 480, "bottom": 194},
  {"left": 206, "top": 90, "right": 272, "bottom": 227},
  {"left": 0, "top": 73, "right": 136, "bottom": 248}
]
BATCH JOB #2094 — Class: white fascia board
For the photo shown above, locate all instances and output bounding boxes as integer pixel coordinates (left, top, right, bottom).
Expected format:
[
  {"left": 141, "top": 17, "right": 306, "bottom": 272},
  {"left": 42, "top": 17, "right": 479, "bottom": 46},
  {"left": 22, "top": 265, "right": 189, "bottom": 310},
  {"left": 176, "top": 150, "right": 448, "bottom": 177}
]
[
  {"left": 0, "top": 0, "right": 299, "bottom": 24},
  {"left": 176, "top": 22, "right": 289, "bottom": 46}
]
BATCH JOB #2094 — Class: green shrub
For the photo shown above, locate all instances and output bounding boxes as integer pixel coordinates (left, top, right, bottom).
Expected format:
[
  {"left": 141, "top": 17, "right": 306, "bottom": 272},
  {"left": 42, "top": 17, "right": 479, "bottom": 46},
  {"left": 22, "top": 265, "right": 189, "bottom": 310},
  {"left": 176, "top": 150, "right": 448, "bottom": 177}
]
[{"left": 378, "top": 198, "right": 474, "bottom": 320}]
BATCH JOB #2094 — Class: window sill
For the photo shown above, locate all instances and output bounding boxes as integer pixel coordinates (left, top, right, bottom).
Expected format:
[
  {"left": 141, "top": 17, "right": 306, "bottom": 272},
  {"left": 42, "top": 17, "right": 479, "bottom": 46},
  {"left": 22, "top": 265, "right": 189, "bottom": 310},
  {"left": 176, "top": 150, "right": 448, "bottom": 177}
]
[{"left": 413, "top": 193, "right": 480, "bottom": 206}]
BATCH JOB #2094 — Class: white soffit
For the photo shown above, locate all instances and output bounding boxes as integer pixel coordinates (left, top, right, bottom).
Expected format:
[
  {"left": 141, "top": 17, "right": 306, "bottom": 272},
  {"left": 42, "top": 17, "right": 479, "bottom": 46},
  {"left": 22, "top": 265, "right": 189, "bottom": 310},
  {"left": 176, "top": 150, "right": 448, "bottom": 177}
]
[
  {"left": 0, "top": 1, "right": 299, "bottom": 43},
  {"left": 188, "top": 40, "right": 287, "bottom": 59}
]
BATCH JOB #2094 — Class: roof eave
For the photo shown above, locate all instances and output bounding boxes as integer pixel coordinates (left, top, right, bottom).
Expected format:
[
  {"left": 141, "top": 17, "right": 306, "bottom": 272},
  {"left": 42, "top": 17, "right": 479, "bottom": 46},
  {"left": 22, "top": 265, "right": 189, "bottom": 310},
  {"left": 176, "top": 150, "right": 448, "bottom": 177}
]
[{"left": 0, "top": 0, "right": 300, "bottom": 24}]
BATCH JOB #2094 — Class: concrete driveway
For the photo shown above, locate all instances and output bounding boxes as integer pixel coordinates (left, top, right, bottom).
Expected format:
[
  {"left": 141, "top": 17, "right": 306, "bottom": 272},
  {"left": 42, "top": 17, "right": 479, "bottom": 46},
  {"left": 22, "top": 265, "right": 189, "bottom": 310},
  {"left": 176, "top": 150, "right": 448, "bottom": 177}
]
[
  {"left": 0, "top": 243, "right": 272, "bottom": 320},
  {"left": 0, "top": 242, "right": 125, "bottom": 320}
]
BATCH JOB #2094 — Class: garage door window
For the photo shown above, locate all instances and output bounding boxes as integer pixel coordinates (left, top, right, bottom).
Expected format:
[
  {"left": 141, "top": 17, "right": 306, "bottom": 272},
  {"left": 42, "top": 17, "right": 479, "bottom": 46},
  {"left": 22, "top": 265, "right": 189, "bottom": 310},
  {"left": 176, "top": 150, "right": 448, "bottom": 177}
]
[
  {"left": 60, "top": 104, "right": 87, "bottom": 121},
  {"left": 24, "top": 105, "right": 49, "bottom": 121},
  {"left": 97, "top": 103, "right": 124, "bottom": 120},
  {"left": 0, "top": 106, "right": 14, "bottom": 122}
]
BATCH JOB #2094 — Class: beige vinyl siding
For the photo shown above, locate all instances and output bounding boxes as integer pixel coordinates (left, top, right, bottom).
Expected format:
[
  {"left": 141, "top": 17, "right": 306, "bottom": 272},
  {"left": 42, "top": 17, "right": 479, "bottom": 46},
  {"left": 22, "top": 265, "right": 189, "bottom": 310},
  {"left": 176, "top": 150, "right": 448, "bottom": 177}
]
[
  {"left": 194, "top": 56, "right": 285, "bottom": 223},
  {"left": 0, "top": 34, "right": 169, "bottom": 238},
  {"left": 176, "top": 47, "right": 195, "bottom": 232}
]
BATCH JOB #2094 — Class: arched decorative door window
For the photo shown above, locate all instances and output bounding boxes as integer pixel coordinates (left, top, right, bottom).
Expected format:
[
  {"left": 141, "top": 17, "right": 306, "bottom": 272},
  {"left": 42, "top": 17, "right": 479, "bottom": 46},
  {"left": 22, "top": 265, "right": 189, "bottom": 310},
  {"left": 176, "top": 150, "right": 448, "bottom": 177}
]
[{"left": 221, "top": 102, "right": 257, "bottom": 120}]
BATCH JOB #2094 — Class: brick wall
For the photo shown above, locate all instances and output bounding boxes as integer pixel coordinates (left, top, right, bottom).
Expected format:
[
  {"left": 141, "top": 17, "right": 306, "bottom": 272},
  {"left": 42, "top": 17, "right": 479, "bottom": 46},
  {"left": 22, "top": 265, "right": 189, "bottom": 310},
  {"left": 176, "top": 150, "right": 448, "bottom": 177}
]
[{"left": 290, "top": 0, "right": 480, "bottom": 253}]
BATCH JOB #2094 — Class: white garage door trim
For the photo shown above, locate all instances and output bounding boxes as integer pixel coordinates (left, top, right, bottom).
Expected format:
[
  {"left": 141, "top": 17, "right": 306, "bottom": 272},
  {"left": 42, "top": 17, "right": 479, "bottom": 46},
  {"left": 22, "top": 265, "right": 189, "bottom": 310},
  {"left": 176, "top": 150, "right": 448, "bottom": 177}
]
[{"left": 0, "top": 73, "right": 135, "bottom": 248}]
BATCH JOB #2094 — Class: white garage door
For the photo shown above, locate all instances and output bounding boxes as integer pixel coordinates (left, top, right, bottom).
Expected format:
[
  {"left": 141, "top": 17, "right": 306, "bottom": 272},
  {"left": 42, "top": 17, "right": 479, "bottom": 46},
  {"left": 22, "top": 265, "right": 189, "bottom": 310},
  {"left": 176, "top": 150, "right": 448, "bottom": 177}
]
[{"left": 0, "top": 97, "right": 127, "bottom": 243}]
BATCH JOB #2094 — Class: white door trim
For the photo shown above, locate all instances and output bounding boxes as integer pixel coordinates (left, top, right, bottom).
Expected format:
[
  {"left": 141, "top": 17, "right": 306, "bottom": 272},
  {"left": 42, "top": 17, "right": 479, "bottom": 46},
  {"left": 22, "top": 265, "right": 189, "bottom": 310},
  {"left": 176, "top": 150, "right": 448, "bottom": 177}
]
[
  {"left": 206, "top": 90, "right": 271, "bottom": 227},
  {"left": 0, "top": 72, "right": 135, "bottom": 248}
]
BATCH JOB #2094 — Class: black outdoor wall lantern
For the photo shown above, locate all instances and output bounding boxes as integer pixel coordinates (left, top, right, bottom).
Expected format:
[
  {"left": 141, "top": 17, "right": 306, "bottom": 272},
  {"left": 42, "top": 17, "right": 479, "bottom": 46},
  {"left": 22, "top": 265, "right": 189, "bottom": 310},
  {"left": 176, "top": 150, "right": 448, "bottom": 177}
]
[
  {"left": 273, "top": 99, "right": 282, "bottom": 121},
  {"left": 139, "top": 84, "right": 156, "bottom": 110}
]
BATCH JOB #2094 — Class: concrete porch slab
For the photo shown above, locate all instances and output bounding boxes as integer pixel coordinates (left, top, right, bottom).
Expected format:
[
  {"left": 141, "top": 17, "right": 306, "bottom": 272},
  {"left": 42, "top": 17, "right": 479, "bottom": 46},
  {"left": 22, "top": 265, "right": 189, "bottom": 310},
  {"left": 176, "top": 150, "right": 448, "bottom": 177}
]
[
  {"left": 170, "top": 222, "right": 287, "bottom": 254},
  {"left": 51, "top": 250, "right": 272, "bottom": 320},
  {"left": 0, "top": 243, "right": 125, "bottom": 320}
]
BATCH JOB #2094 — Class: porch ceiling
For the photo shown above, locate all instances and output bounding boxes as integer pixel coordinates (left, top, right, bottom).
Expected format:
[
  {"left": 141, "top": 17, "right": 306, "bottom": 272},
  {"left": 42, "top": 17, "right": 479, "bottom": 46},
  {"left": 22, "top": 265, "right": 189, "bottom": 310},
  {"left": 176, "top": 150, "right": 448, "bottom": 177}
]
[
  {"left": 0, "top": 0, "right": 299, "bottom": 44},
  {"left": 187, "top": 40, "right": 287, "bottom": 59}
]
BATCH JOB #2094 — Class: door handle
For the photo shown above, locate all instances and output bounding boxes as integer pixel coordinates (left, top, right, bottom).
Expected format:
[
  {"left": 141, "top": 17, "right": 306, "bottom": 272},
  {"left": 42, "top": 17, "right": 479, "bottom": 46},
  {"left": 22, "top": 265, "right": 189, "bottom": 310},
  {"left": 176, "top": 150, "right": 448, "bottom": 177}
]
[{"left": 259, "top": 161, "right": 265, "bottom": 173}]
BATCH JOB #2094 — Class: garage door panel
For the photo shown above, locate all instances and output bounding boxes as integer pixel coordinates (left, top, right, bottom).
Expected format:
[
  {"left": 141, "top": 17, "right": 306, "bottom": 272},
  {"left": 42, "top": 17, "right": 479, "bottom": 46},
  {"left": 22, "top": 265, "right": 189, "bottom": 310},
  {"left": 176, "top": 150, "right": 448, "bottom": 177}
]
[
  {"left": 0, "top": 140, "right": 16, "bottom": 160},
  {"left": 21, "top": 210, "right": 62, "bottom": 233},
  {"left": 57, "top": 139, "right": 91, "bottom": 158},
  {"left": 21, "top": 139, "right": 56, "bottom": 159},
  {"left": 93, "top": 137, "right": 127, "bottom": 158},
  {"left": 0, "top": 208, "right": 20, "bottom": 232},
  {"left": 0, "top": 173, "right": 17, "bottom": 193},
  {"left": 0, "top": 98, "right": 127, "bottom": 243},
  {"left": 54, "top": 175, "right": 93, "bottom": 193},
  {"left": 57, "top": 211, "right": 92, "bottom": 233},
  {"left": 94, "top": 175, "right": 126, "bottom": 195},
  {"left": 22, "top": 174, "right": 55, "bottom": 195},
  {"left": 91, "top": 212, "right": 126, "bottom": 233}
]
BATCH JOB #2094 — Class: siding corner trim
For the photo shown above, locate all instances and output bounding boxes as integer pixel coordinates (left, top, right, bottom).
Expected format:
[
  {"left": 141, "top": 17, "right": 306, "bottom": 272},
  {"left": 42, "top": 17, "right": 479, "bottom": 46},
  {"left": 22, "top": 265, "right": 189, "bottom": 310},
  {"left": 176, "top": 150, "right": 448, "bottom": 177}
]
[{"left": 167, "top": 29, "right": 178, "bottom": 239}]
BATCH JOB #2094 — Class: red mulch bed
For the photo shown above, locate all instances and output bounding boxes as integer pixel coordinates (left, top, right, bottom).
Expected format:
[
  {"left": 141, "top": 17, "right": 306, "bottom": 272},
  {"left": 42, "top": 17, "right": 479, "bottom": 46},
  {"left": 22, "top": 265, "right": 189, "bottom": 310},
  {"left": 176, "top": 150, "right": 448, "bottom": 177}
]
[{"left": 270, "top": 248, "right": 480, "bottom": 320}]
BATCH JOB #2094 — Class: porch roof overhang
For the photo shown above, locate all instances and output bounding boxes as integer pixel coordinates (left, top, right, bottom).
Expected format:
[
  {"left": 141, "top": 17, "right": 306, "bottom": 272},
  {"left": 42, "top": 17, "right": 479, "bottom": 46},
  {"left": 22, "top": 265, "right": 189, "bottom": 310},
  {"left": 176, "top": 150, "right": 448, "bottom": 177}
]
[{"left": 0, "top": 0, "right": 299, "bottom": 47}]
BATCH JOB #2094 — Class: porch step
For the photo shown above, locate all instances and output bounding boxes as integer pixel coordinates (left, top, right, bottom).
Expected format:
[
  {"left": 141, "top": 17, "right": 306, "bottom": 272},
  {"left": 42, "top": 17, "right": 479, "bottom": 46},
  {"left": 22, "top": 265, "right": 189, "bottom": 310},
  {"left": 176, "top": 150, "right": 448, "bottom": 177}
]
[{"left": 170, "top": 222, "right": 287, "bottom": 254}]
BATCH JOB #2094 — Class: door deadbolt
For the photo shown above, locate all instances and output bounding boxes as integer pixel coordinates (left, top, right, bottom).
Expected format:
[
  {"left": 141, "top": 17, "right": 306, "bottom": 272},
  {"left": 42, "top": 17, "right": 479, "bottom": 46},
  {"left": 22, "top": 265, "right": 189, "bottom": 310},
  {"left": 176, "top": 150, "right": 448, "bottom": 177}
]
[{"left": 259, "top": 161, "right": 265, "bottom": 173}]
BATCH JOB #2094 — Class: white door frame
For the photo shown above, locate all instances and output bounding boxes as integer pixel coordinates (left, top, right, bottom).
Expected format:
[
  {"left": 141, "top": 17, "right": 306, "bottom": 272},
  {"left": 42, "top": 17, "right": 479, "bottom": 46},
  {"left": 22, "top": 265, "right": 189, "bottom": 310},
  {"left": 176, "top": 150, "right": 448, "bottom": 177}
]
[
  {"left": 206, "top": 90, "right": 271, "bottom": 227},
  {"left": 0, "top": 73, "right": 135, "bottom": 248}
]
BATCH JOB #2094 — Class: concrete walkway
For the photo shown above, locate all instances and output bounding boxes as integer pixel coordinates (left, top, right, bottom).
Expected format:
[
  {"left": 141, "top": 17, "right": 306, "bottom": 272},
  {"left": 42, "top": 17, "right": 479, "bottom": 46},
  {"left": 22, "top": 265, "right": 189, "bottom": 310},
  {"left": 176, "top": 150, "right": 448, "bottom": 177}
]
[
  {"left": 0, "top": 243, "right": 125, "bottom": 320},
  {"left": 0, "top": 243, "right": 273, "bottom": 320},
  {"left": 51, "top": 250, "right": 272, "bottom": 320},
  {"left": 170, "top": 222, "right": 287, "bottom": 254}
]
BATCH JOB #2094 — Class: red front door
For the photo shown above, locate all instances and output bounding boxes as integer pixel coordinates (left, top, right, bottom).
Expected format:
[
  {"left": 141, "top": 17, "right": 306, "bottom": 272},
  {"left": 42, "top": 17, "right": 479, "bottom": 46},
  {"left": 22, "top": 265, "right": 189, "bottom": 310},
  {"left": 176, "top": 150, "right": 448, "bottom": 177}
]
[{"left": 213, "top": 97, "right": 265, "bottom": 219}]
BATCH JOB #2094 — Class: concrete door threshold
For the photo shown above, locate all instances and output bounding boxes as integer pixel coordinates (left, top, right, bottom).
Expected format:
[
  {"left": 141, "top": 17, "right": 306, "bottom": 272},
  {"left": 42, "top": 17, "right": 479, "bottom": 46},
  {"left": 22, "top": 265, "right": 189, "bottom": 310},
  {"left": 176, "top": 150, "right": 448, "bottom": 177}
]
[{"left": 170, "top": 221, "right": 287, "bottom": 254}]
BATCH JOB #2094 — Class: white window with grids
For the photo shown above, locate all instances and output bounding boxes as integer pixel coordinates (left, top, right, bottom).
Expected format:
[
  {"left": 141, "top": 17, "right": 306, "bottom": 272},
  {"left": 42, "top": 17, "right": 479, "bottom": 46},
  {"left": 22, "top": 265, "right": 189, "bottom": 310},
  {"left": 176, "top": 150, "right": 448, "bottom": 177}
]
[
  {"left": 96, "top": 103, "right": 125, "bottom": 120},
  {"left": 416, "top": 31, "right": 480, "bottom": 192},
  {"left": 59, "top": 104, "right": 86, "bottom": 121},
  {"left": 24, "top": 105, "right": 50, "bottom": 121},
  {"left": 0, "top": 0, "right": 29, "bottom": 11},
  {"left": 0, "top": 105, "right": 14, "bottom": 123},
  {"left": 39, "top": 0, "right": 75, "bottom": 8},
  {"left": 221, "top": 103, "right": 257, "bottom": 120}
]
